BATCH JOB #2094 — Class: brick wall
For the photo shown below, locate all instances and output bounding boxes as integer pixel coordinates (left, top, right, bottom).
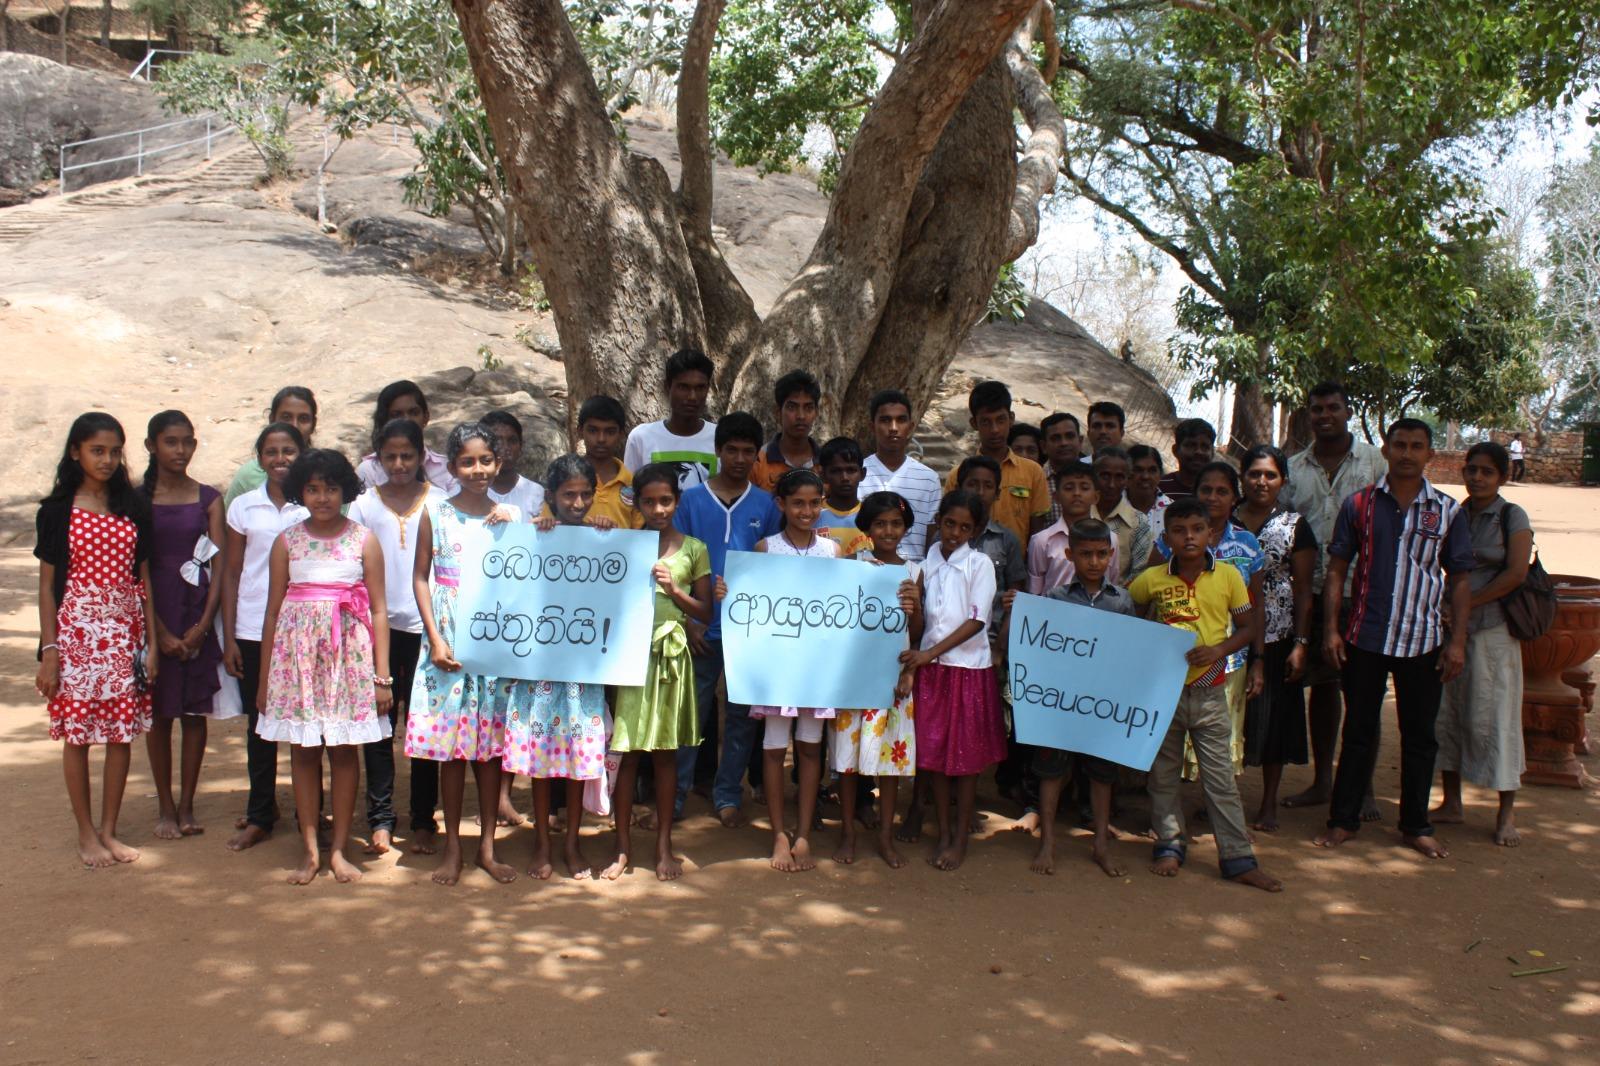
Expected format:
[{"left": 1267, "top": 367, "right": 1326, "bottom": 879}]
[{"left": 1424, "top": 429, "right": 1586, "bottom": 484}]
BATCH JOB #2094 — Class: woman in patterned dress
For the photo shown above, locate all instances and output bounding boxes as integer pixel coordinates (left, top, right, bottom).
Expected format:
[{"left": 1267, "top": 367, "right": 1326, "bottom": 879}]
[
  {"left": 1233, "top": 445, "right": 1317, "bottom": 831},
  {"left": 35, "top": 413, "right": 158, "bottom": 868}
]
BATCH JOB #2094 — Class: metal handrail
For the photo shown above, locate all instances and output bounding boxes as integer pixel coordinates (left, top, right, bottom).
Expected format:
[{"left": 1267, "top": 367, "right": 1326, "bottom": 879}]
[
  {"left": 129, "top": 48, "right": 194, "bottom": 81},
  {"left": 58, "top": 114, "right": 236, "bottom": 194}
]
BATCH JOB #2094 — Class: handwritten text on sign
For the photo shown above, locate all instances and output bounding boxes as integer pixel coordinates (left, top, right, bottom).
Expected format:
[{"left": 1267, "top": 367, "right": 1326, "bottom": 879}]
[
  {"left": 722, "top": 551, "right": 909, "bottom": 710},
  {"left": 1006, "top": 593, "right": 1195, "bottom": 771},
  {"left": 454, "top": 524, "right": 658, "bottom": 685}
]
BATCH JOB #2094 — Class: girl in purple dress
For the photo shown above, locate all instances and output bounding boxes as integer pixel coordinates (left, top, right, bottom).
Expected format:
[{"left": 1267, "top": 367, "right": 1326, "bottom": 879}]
[{"left": 142, "top": 410, "right": 230, "bottom": 839}]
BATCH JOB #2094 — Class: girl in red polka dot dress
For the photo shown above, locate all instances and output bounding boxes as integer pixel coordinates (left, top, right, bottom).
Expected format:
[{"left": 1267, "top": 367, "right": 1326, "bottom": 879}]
[{"left": 34, "top": 413, "right": 159, "bottom": 869}]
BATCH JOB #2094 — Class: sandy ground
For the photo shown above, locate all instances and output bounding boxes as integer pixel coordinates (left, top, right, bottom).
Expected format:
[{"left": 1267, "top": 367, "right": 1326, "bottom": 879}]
[{"left": 0, "top": 482, "right": 1595, "bottom": 1065}]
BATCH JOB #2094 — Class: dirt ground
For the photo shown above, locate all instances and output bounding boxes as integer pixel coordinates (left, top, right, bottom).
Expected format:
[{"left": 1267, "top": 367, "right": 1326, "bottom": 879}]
[{"left": 1, "top": 482, "right": 1596, "bottom": 1065}]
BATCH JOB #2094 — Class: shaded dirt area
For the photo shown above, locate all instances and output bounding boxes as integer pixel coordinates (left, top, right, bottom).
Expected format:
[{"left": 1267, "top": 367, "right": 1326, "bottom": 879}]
[{"left": 2, "top": 482, "right": 1597, "bottom": 1064}]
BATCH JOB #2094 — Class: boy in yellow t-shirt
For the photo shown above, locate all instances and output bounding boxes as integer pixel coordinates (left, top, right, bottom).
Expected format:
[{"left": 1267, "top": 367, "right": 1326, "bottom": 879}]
[
  {"left": 1128, "top": 498, "right": 1281, "bottom": 892},
  {"left": 817, "top": 436, "right": 872, "bottom": 557}
]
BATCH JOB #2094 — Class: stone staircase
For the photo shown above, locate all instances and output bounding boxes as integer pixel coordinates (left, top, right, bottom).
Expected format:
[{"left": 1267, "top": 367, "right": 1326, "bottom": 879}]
[{"left": 0, "top": 116, "right": 321, "bottom": 246}]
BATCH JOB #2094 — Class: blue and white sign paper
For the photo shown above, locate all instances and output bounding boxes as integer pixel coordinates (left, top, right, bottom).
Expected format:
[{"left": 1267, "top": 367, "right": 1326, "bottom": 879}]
[
  {"left": 722, "top": 551, "right": 910, "bottom": 710},
  {"left": 454, "top": 523, "right": 658, "bottom": 685},
  {"left": 1007, "top": 592, "right": 1195, "bottom": 771}
]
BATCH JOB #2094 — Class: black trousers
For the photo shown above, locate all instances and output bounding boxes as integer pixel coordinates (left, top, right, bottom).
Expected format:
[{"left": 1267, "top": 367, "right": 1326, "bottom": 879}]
[
  {"left": 237, "top": 639, "right": 279, "bottom": 830},
  {"left": 1329, "top": 644, "right": 1443, "bottom": 836},
  {"left": 362, "top": 630, "right": 438, "bottom": 832}
]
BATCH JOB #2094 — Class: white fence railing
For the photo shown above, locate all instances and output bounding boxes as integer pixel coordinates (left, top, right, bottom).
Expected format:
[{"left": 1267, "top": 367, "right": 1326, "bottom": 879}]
[
  {"left": 129, "top": 47, "right": 194, "bottom": 81},
  {"left": 58, "top": 114, "right": 236, "bottom": 194}
]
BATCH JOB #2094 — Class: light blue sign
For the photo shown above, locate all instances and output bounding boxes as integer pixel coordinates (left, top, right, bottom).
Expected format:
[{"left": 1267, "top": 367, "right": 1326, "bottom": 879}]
[
  {"left": 1007, "top": 592, "right": 1195, "bottom": 771},
  {"left": 454, "top": 523, "right": 659, "bottom": 685},
  {"left": 722, "top": 551, "right": 910, "bottom": 710}
]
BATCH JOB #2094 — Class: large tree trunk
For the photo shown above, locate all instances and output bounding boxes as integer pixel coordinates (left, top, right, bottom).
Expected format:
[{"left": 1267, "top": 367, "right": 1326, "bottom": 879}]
[
  {"left": 99, "top": 0, "right": 110, "bottom": 48},
  {"left": 451, "top": 0, "right": 1040, "bottom": 439},
  {"left": 1229, "top": 380, "right": 1274, "bottom": 454},
  {"left": 450, "top": 0, "right": 707, "bottom": 427}
]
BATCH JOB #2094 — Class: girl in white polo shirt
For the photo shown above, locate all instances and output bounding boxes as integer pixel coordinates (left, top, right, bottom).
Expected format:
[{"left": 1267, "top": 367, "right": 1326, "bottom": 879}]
[{"left": 220, "top": 423, "right": 307, "bottom": 852}]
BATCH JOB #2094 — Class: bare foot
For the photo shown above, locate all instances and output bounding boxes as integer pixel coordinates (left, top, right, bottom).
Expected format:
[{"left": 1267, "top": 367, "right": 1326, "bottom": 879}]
[
  {"left": 931, "top": 839, "right": 967, "bottom": 871},
  {"left": 496, "top": 801, "right": 527, "bottom": 828},
  {"left": 234, "top": 814, "right": 249, "bottom": 830},
  {"left": 634, "top": 806, "right": 658, "bottom": 831},
  {"left": 875, "top": 833, "right": 907, "bottom": 869},
  {"left": 790, "top": 837, "right": 816, "bottom": 872},
  {"left": 1091, "top": 844, "right": 1125, "bottom": 877},
  {"left": 330, "top": 851, "right": 364, "bottom": 883},
  {"left": 1429, "top": 802, "right": 1465, "bottom": 824},
  {"left": 364, "top": 829, "right": 393, "bottom": 855},
  {"left": 1251, "top": 810, "right": 1280, "bottom": 833},
  {"left": 833, "top": 835, "right": 857, "bottom": 865},
  {"left": 178, "top": 811, "right": 204, "bottom": 836},
  {"left": 1360, "top": 795, "right": 1383, "bottom": 822},
  {"left": 1280, "top": 785, "right": 1329, "bottom": 809},
  {"left": 1030, "top": 842, "right": 1055, "bottom": 875},
  {"left": 432, "top": 843, "right": 464, "bottom": 886},
  {"left": 409, "top": 829, "right": 438, "bottom": 855},
  {"left": 655, "top": 848, "right": 683, "bottom": 881},
  {"left": 1313, "top": 826, "right": 1356, "bottom": 848},
  {"left": 1013, "top": 810, "right": 1041, "bottom": 835},
  {"left": 563, "top": 842, "right": 592, "bottom": 880},
  {"left": 895, "top": 806, "right": 924, "bottom": 844},
  {"left": 1229, "top": 867, "right": 1284, "bottom": 892},
  {"left": 770, "top": 835, "right": 798, "bottom": 872},
  {"left": 100, "top": 834, "right": 140, "bottom": 864},
  {"left": 858, "top": 802, "right": 880, "bottom": 830},
  {"left": 1494, "top": 819, "right": 1521, "bottom": 847},
  {"left": 77, "top": 829, "right": 116, "bottom": 869},
  {"left": 475, "top": 851, "right": 518, "bottom": 883},
  {"left": 1149, "top": 855, "right": 1181, "bottom": 877},
  {"left": 717, "top": 805, "right": 746, "bottom": 829},
  {"left": 226, "top": 823, "right": 271, "bottom": 851},
  {"left": 1404, "top": 834, "right": 1449, "bottom": 859},
  {"left": 601, "top": 853, "right": 629, "bottom": 880},
  {"left": 154, "top": 813, "right": 182, "bottom": 840},
  {"left": 287, "top": 852, "right": 320, "bottom": 885},
  {"left": 527, "top": 841, "right": 554, "bottom": 880}
]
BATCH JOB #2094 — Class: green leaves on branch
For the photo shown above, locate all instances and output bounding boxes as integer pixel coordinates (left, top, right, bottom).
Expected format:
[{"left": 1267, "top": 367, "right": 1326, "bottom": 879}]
[
  {"left": 1056, "top": 0, "right": 1599, "bottom": 425},
  {"left": 156, "top": 36, "right": 300, "bottom": 181}
]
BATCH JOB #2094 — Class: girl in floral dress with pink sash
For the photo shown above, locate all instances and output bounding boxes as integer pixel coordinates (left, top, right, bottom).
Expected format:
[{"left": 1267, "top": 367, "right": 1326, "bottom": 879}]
[{"left": 257, "top": 450, "right": 392, "bottom": 885}]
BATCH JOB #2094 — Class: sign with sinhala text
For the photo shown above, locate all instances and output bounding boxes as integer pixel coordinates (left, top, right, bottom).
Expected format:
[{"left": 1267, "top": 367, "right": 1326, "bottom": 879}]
[
  {"left": 722, "top": 551, "right": 911, "bottom": 710},
  {"left": 454, "top": 523, "right": 658, "bottom": 685}
]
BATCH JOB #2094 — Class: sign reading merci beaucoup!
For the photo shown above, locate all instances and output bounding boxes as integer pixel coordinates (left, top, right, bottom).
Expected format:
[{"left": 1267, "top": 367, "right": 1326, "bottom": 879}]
[
  {"left": 453, "top": 523, "right": 659, "bottom": 686},
  {"left": 1007, "top": 592, "right": 1195, "bottom": 771},
  {"left": 721, "top": 551, "right": 911, "bottom": 710}
]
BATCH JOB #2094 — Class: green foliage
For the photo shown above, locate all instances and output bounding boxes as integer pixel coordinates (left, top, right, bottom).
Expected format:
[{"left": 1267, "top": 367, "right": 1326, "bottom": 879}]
[
  {"left": 1056, "top": 1, "right": 1599, "bottom": 423},
  {"left": 130, "top": 0, "right": 246, "bottom": 44},
  {"left": 157, "top": 36, "right": 301, "bottom": 180},
  {"left": 1540, "top": 142, "right": 1600, "bottom": 428},
  {"left": 708, "top": 0, "right": 890, "bottom": 191},
  {"left": 478, "top": 343, "right": 503, "bottom": 371},
  {"left": 985, "top": 262, "right": 1029, "bottom": 323}
]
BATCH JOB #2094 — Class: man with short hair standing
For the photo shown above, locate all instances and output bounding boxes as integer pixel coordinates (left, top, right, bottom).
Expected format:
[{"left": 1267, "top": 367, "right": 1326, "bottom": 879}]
[{"left": 1279, "top": 382, "right": 1388, "bottom": 815}]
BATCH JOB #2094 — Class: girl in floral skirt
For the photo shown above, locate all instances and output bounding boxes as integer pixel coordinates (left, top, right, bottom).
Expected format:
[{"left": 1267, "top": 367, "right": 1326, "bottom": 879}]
[
  {"left": 406, "top": 422, "right": 521, "bottom": 887},
  {"left": 35, "top": 413, "right": 158, "bottom": 868},
  {"left": 511, "top": 454, "right": 614, "bottom": 880},
  {"left": 257, "top": 450, "right": 392, "bottom": 885},
  {"left": 832, "top": 491, "right": 921, "bottom": 869}
]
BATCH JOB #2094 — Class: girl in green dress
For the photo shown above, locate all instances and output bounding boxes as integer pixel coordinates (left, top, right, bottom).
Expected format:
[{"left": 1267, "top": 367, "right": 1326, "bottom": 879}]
[{"left": 602, "top": 463, "right": 712, "bottom": 881}]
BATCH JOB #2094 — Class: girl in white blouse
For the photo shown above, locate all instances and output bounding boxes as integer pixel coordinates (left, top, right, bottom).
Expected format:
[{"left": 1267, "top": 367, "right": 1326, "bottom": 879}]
[{"left": 900, "top": 489, "right": 1008, "bottom": 872}]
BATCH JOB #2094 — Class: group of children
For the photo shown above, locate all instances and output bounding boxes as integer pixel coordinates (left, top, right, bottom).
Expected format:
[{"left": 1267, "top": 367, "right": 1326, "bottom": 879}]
[{"left": 33, "top": 350, "right": 1281, "bottom": 891}]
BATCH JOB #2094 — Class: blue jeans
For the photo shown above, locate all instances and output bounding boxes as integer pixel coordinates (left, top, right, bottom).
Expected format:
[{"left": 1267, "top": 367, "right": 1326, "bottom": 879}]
[{"left": 676, "top": 638, "right": 759, "bottom": 814}]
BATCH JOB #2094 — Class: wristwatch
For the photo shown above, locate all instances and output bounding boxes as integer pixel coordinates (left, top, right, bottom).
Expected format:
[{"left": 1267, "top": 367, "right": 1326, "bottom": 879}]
[{"left": 1294, "top": 636, "right": 1311, "bottom": 646}]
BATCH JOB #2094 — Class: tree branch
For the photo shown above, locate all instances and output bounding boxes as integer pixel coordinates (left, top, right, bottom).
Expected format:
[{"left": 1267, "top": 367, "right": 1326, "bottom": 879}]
[
  {"left": 676, "top": 0, "right": 724, "bottom": 242},
  {"left": 1168, "top": 0, "right": 1301, "bottom": 68},
  {"left": 1002, "top": 4, "right": 1067, "bottom": 262}
]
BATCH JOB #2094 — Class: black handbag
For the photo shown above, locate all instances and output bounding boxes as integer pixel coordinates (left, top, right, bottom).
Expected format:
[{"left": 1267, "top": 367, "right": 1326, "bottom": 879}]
[{"left": 1500, "top": 507, "right": 1555, "bottom": 641}]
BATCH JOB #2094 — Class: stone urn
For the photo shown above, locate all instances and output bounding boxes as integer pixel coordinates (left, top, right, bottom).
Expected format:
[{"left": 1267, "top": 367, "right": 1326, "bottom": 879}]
[{"left": 1520, "top": 574, "right": 1600, "bottom": 788}]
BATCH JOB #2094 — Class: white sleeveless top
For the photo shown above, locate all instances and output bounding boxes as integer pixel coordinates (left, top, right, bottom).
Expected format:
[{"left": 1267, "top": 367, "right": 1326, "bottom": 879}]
[{"left": 761, "top": 531, "right": 841, "bottom": 559}]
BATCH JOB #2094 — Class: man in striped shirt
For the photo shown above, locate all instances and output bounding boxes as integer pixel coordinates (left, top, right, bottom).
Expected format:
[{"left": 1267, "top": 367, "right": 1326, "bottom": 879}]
[
  {"left": 858, "top": 389, "right": 943, "bottom": 561},
  {"left": 1313, "top": 418, "right": 1473, "bottom": 859}
]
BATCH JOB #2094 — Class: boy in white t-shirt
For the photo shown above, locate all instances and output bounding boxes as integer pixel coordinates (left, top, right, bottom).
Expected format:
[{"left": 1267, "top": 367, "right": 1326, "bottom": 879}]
[
  {"left": 481, "top": 409, "right": 546, "bottom": 516},
  {"left": 622, "top": 348, "right": 719, "bottom": 488},
  {"left": 857, "top": 389, "right": 942, "bottom": 562}
]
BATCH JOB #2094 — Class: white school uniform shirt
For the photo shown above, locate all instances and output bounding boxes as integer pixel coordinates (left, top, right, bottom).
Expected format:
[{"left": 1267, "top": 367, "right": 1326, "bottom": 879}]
[
  {"left": 357, "top": 448, "right": 459, "bottom": 495},
  {"left": 226, "top": 485, "right": 310, "bottom": 641},
  {"left": 858, "top": 453, "right": 942, "bottom": 562},
  {"left": 347, "top": 485, "right": 445, "bottom": 634},
  {"left": 623, "top": 419, "right": 719, "bottom": 488},
  {"left": 919, "top": 540, "right": 996, "bottom": 669},
  {"left": 488, "top": 474, "right": 545, "bottom": 517}
]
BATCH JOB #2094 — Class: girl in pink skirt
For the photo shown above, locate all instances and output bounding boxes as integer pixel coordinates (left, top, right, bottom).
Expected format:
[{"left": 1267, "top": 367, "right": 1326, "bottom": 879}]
[{"left": 900, "top": 489, "right": 1006, "bottom": 871}]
